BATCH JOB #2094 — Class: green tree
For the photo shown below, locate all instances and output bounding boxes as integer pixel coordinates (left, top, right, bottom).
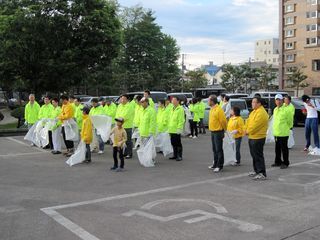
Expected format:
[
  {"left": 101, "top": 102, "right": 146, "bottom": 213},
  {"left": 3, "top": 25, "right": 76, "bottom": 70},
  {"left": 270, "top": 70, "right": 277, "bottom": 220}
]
[
  {"left": 0, "top": 0, "right": 122, "bottom": 95},
  {"left": 117, "top": 8, "right": 180, "bottom": 92},
  {"left": 184, "top": 70, "right": 207, "bottom": 91},
  {"left": 221, "top": 64, "right": 244, "bottom": 93},
  {"left": 287, "top": 67, "right": 309, "bottom": 97},
  {"left": 258, "top": 65, "right": 277, "bottom": 91}
]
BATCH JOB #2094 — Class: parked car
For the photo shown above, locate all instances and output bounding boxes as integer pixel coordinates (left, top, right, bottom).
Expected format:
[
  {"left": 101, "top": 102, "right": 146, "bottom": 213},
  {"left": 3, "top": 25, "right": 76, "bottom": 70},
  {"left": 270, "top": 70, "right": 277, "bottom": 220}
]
[
  {"left": 202, "top": 99, "right": 249, "bottom": 126},
  {"left": 80, "top": 96, "right": 97, "bottom": 107},
  {"left": 226, "top": 93, "right": 248, "bottom": 99},
  {"left": 99, "top": 96, "right": 119, "bottom": 102}
]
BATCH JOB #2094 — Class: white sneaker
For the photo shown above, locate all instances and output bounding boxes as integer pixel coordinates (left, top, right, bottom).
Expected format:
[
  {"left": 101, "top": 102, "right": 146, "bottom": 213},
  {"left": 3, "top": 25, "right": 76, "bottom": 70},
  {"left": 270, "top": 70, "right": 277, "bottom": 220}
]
[
  {"left": 230, "top": 162, "right": 240, "bottom": 166},
  {"left": 208, "top": 165, "right": 214, "bottom": 169},
  {"left": 193, "top": 136, "right": 198, "bottom": 139},
  {"left": 213, "top": 168, "right": 221, "bottom": 173},
  {"left": 189, "top": 135, "right": 193, "bottom": 138},
  {"left": 248, "top": 172, "right": 257, "bottom": 177},
  {"left": 98, "top": 151, "right": 104, "bottom": 154},
  {"left": 30, "top": 143, "right": 35, "bottom": 147},
  {"left": 252, "top": 173, "right": 266, "bottom": 181}
]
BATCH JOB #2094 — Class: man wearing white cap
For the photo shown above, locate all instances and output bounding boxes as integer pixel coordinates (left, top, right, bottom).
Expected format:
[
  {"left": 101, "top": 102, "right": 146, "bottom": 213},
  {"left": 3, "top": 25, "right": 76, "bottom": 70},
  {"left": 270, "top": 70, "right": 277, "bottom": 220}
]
[{"left": 272, "top": 94, "right": 291, "bottom": 169}]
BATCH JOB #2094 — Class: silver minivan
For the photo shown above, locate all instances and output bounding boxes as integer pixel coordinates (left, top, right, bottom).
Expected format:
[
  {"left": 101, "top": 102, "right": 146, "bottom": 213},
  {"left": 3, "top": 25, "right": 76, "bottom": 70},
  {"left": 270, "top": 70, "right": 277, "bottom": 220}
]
[{"left": 203, "top": 98, "right": 249, "bottom": 126}]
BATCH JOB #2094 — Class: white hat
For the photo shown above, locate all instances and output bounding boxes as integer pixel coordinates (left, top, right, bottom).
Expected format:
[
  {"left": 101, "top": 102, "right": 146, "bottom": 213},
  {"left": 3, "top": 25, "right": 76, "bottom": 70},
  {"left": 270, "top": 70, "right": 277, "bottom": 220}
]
[{"left": 275, "top": 94, "right": 283, "bottom": 100}]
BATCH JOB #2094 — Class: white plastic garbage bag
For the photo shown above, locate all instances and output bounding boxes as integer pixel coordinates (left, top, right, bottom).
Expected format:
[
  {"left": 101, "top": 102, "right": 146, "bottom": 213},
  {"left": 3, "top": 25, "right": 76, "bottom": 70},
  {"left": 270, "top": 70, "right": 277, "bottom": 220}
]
[
  {"left": 24, "top": 119, "right": 49, "bottom": 148},
  {"left": 90, "top": 115, "right": 112, "bottom": 142},
  {"left": 155, "top": 132, "right": 173, "bottom": 157},
  {"left": 182, "top": 107, "right": 191, "bottom": 137},
  {"left": 266, "top": 116, "right": 275, "bottom": 143},
  {"left": 64, "top": 119, "right": 79, "bottom": 141},
  {"left": 132, "top": 128, "right": 140, "bottom": 139},
  {"left": 223, "top": 132, "right": 236, "bottom": 165},
  {"left": 288, "top": 130, "right": 295, "bottom": 149},
  {"left": 137, "top": 137, "right": 156, "bottom": 167},
  {"left": 66, "top": 141, "right": 86, "bottom": 166}
]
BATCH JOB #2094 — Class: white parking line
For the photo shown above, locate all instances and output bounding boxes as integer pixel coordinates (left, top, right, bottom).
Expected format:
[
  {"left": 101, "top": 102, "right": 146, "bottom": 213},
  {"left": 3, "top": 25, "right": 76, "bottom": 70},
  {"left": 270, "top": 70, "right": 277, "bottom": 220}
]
[
  {"left": 6, "top": 137, "right": 47, "bottom": 153},
  {"left": 41, "top": 158, "right": 320, "bottom": 240}
]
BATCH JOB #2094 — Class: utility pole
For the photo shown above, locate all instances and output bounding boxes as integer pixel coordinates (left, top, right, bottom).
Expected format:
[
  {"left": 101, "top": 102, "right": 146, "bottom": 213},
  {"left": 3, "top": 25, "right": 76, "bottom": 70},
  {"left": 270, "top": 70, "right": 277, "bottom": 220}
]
[{"left": 181, "top": 53, "right": 185, "bottom": 92}]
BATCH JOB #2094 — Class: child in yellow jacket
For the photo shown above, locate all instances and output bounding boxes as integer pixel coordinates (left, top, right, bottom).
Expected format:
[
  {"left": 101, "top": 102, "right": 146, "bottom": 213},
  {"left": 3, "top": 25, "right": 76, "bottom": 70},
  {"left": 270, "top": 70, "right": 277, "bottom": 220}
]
[
  {"left": 81, "top": 107, "right": 93, "bottom": 163},
  {"left": 227, "top": 106, "right": 244, "bottom": 166}
]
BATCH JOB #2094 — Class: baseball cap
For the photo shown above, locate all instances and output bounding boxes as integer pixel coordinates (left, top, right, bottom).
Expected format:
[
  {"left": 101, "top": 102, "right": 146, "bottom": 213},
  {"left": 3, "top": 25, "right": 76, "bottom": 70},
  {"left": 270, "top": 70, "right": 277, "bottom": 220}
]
[
  {"left": 115, "top": 117, "right": 124, "bottom": 123},
  {"left": 275, "top": 94, "right": 283, "bottom": 100}
]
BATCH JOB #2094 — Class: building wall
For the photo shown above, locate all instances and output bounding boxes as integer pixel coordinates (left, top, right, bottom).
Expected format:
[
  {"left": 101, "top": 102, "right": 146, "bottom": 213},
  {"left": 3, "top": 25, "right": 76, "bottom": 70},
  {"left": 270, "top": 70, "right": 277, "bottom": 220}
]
[
  {"left": 279, "top": 0, "right": 320, "bottom": 96},
  {"left": 254, "top": 38, "right": 280, "bottom": 65}
]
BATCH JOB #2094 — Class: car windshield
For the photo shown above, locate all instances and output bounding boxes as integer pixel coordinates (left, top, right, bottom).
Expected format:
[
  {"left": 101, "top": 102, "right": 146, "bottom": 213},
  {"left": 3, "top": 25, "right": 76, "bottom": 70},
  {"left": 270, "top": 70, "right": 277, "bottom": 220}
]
[
  {"left": 184, "top": 93, "right": 193, "bottom": 98},
  {"left": 151, "top": 93, "right": 167, "bottom": 102},
  {"left": 230, "top": 101, "right": 246, "bottom": 110},
  {"left": 80, "top": 97, "right": 91, "bottom": 102}
]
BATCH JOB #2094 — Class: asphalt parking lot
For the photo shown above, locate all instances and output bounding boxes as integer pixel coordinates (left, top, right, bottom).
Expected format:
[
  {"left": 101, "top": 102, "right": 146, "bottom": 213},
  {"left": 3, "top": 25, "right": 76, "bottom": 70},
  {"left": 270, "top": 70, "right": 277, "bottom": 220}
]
[{"left": 1, "top": 127, "right": 320, "bottom": 240}]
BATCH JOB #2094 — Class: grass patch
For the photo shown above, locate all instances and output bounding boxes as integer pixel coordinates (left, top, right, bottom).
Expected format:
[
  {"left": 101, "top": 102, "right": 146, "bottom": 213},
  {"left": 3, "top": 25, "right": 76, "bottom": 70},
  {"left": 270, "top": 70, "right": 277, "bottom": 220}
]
[{"left": 0, "top": 122, "right": 18, "bottom": 130}]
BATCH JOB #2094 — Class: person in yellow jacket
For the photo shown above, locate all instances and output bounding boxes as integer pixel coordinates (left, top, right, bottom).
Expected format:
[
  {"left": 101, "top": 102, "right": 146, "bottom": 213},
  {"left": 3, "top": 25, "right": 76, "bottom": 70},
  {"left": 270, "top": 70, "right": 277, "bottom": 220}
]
[
  {"left": 38, "top": 96, "right": 54, "bottom": 149},
  {"left": 89, "top": 98, "right": 105, "bottom": 154},
  {"left": 58, "top": 95, "right": 74, "bottom": 156},
  {"left": 110, "top": 117, "right": 127, "bottom": 171},
  {"left": 245, "top": 96, "right": 269, "bottom": 180},
  {"left": 81, "top": 107, "right": 93, "bottom": 163},
  {"left": 24, "top": 94, "right": 40, "bottom": 129},
  {"left": 115, "top": 94, "right": 135, "bottom": 159},
  {"left": 104, "top": 99, "right": 117, "bottom": 124},
  {"left": 168, "top": 96, "right": 185, "bottom": 161},
  {"left": 198, "top": 98, "right": 206, "bottom": 134},
  {"left": 74, "top": 98, "right": 84, "bottom": 130},
  {"left": 189, "top": 98, "right": 201, "bottom": 138},
  {"left": 69, "top": 96, "right": 77, "bottom": 114},
  {"left": 208, "top": 95, "right": 227, "bottom": 173},
  {"left": 227, "top": 106, "right": 244, "bottom": 166},
  {"left": 272, "top": 94, "right": 291, "bottom": 169},
  {"left": 50, "top": 98, "right": 62, "bottom": 154}
]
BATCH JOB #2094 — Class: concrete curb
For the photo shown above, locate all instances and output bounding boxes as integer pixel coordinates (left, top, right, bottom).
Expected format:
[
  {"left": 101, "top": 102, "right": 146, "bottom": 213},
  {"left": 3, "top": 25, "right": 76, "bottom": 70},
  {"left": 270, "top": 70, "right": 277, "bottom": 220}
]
[{"left": 0, "top": 129, "right": 27, "bottom": 137}]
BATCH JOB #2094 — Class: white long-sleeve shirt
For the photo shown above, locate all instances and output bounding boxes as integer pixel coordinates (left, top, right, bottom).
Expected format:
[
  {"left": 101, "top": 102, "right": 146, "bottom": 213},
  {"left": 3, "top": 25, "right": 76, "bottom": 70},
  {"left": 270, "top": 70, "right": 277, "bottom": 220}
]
[{"left": 304, "top": 99, "right": 320, "bottom": 119}]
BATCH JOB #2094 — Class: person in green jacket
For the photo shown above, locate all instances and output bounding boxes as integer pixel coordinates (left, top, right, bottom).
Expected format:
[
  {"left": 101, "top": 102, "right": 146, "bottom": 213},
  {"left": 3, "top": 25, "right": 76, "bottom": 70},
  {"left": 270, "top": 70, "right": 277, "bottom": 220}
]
[
  {"left": 139, "top": 97, "right": 156, "bottom": 138},
  {"left": 157, "top": 99, "right": 168, "bottom": 133},
  {"left": 168, "top": 96, "right": 185, "bottom": 161},
  {"left": 133, "top": 95, "right": 143, "bottom": 130},
  {"left": 284, "top": 95, "right": 295, "bottom": 129},
  {"left": 189, "top": 98, "right": 201, "bottom": 138},
  {"left": 89, "top": 98, "right": 105, "bottom": 154},
  {"left": 104, "top": 99, "right": 117, "bottom": 124},
  {"left": 115, "top": 94, "right": 135, "bottom": 159},
  {"left": 144, "top": 90, "right": 155, "bottom": 108},
  {"left": 74, "top": 97, "right": 84, "bottom": 130},
  {"left": 50, "top": 98, "right": 62, "bottom": 154},
  {"left": 39, "top": 96, "right": 55, "bottom": 149},
  {"left": 272, "top": 94, "right": 291, "bottom": 169},
  {"left": 24, "top": 94, "right": 40, "bottom": 129},
  {"left": 198, "top": 98, "right": 206, "bottom": 134}
]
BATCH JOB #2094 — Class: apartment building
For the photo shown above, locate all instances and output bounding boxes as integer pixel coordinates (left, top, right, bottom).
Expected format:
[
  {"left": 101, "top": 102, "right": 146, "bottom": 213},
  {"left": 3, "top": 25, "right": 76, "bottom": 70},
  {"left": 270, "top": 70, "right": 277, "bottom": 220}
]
[
  {"left": 279, "top": 0, "right": 320, "bottom": 95},
  {"left": 254, "top": 38, "right": 280, "bottom": 65}
]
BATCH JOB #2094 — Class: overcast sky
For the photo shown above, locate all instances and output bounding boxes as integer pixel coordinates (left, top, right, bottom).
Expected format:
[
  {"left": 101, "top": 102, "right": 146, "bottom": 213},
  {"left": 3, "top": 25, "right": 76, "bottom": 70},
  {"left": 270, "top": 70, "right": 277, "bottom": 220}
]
[{"left": 117, "top": 0, "right": 279, "bottom": 68}]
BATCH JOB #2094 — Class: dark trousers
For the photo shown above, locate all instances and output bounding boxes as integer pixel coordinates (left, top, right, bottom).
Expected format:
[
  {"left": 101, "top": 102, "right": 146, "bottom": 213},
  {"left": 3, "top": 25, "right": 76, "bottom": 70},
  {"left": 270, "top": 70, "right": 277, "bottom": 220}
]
[
  {"left": 305, "top": 118, "right": 320, "bottom": 148},
  {"left": 190, "top": 120, "right": 198, "bottom": 137},
  {"left": 274, "top": 136, "right": 289, "bottom": 166},
  {"left": 235, "top": 137, "right": 242, "bottom": 164},
  {"left": 61, "top": 126, "right": 74, "bottom": 149},
  {"left": 113, "top": 147, "right": 124, "bottom": 168},
  {"left": 124, "top": 128, "right": 133, "bottom": 157},
  {"left": 249, "top": 138, "right": 266, "bottom": 177},
  {"left": 48, "top": 131, "right": 53, "bottom": 149},
  {"left": 211, "top": 130, "right": 224, "bottom": 169},
  {"left": 85, "top": 144, "right": 91, "bottom": 161},
  {"left": 198, "top": 118, "right": 206, "bottom": 133},
  {"left": 170, "top": 133, "right": 183, "bottom": 157}
]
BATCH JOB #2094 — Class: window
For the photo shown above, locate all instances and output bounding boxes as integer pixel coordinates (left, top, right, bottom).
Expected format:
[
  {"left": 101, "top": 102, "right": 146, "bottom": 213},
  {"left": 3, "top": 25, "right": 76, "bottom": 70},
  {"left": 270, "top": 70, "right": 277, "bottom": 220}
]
[
  {"left": 286, "top": 54, "right": 295, "bottom": 62},
  {"left": 285, "top": 17, "right": 294, "bottom": 25},
  {"left": 306, "top": 37, "right": 318, "bottom": 45},
  {"left": 273, "top": 58, "right": 278, "bottom": 63},
  {"left": 312, "top": 59, "right": 320, "bottom": 71},
  {"left": 285, "top": 29, "right": 294, "bottom": 37},
  {"left": 285, "top": 4, "right": 294, "bottom": 13},
  {"left": 256, "top": 42, "right": 259, "bottom": 46},
  {"left": 312, "top": 88, "right": 320, "bottom": 96},
  {"left": 307, "top": 0, "right": 317, "bottom": 5},
  {"left": 306, "top": 24, "right": 317, "bottom": 31},
  {"left": 306, "top": 11, "right": 317, "bottom": 18},
  {"left": 285, "top": 42, "right": 294, "bottom": 49}
]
